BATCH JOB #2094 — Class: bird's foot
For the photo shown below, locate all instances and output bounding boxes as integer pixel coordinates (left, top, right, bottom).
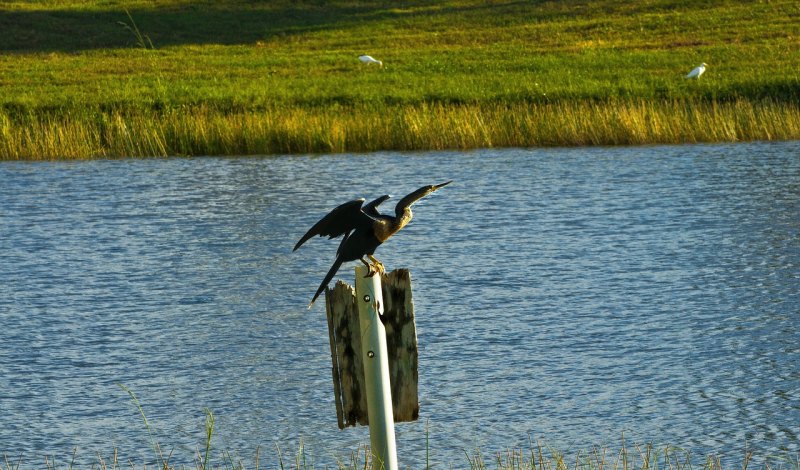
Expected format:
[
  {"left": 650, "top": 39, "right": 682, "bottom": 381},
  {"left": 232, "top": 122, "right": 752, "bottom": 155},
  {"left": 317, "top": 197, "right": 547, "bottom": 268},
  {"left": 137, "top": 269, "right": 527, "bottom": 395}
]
[
  {"left": 366, "top": 261, "right": 385, "bottom": 277},
  {"left": 366, "top": 255, "right": 386, "bottom": 277},
  {"left": 363, "top": 262, "right": 382, "bottom": 277}
]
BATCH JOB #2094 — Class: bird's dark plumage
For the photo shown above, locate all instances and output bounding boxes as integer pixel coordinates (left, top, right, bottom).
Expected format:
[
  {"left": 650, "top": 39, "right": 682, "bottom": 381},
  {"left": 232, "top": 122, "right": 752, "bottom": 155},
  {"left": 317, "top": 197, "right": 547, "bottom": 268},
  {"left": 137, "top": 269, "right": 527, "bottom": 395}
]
[
  {"left": 294, "top": 182, "right": 451, "bottom": 307},
  {"left": 293, "top": 199, "right": 373, "bottom": 252}
]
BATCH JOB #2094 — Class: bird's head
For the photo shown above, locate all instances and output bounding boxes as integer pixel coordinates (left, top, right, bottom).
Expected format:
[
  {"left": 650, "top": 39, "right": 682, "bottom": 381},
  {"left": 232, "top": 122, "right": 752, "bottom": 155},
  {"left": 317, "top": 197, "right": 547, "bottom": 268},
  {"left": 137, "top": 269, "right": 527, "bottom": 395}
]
[{"left": 431, "top": 180, "right": 452, "bottom": 191}]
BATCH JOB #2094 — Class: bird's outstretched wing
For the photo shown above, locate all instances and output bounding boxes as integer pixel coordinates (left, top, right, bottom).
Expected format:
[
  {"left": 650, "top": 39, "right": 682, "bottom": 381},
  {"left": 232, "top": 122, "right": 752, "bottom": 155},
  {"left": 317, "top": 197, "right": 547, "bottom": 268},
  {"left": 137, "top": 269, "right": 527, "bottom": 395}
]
[
  {"left": 294, "top": 198, "right": 375, "bottom": 251},
  {"left": 332, "top": 195, "right": 388, "bottom": 257},
  {"left": 363, "top": 195, "right": 390, "bottom": 218}
]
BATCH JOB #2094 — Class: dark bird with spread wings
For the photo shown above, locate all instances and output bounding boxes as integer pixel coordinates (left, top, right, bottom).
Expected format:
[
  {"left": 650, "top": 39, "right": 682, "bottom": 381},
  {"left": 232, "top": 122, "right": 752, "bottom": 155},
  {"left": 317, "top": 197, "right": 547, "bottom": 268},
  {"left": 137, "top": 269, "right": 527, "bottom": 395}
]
[{"left": 294, "top": 181, "right": 452, "bottom": 308}]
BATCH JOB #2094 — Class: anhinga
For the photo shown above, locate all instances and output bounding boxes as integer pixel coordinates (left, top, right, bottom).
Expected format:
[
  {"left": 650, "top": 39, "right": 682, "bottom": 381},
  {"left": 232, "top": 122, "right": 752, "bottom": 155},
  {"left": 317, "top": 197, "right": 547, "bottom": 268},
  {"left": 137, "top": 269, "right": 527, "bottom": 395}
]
[{"left": 294, "top": 181, "right": 452, "bottom": 307}]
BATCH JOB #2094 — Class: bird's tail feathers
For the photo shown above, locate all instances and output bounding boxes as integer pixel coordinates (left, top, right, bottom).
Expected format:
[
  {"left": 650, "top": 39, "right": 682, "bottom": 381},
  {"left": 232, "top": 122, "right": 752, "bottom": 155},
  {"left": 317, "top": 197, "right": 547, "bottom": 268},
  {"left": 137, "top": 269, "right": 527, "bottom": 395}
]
[{"left": 308, "top": 256, "right": 344, "bottom": 308}]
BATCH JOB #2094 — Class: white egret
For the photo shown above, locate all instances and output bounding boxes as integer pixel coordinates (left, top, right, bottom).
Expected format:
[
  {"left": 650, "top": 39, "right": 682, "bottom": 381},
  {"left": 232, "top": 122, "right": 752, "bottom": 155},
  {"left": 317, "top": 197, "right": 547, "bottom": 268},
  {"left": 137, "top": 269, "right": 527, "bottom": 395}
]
[
  {"left": 358, "top": 54, "right": 383, "bottom": 67},
  {"left": 685, "top": 63, "right": 707, "bottom": 79}
]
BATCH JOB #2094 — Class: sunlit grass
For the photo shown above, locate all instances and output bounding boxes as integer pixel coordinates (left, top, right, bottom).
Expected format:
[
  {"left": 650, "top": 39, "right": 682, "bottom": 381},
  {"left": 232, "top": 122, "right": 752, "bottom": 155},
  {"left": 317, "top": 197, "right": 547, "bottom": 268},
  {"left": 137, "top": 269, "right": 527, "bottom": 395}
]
[
  {"left": 1, "top": 0, "right": 798, "bottom": 158},
  {"left": 2, "top": 99, "right": 799, "bottom": 159}
]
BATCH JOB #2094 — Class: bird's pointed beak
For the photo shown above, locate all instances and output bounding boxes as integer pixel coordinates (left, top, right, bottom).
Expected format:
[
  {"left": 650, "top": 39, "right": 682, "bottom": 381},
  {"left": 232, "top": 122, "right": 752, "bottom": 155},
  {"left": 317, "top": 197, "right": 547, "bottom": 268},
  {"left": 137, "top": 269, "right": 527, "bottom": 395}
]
[{"left": 422, "top": 181, "right": 452, "bottom": 198}]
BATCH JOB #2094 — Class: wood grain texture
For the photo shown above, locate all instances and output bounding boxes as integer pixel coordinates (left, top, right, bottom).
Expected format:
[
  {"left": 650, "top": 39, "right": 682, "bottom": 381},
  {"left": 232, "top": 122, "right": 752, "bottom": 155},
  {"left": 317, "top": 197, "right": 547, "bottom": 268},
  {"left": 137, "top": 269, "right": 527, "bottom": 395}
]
[{"left": 325, "top": 269, "right": 419, "bottom": 428}]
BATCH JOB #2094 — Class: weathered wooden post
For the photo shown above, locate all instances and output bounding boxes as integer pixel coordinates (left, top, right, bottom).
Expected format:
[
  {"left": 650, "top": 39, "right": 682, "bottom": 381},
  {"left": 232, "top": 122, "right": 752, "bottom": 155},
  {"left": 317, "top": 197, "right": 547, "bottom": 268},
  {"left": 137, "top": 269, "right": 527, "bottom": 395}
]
[{"left": 325, "top": 268, "right": 418, "bottom": 470}]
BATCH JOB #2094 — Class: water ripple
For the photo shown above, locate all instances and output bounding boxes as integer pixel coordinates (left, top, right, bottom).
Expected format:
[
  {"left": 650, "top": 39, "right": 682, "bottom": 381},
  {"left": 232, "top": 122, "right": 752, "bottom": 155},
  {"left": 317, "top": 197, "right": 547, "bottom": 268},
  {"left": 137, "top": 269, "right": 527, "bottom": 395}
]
[{"left": 1, "top": 142, "right": 798, "bottom": 467}]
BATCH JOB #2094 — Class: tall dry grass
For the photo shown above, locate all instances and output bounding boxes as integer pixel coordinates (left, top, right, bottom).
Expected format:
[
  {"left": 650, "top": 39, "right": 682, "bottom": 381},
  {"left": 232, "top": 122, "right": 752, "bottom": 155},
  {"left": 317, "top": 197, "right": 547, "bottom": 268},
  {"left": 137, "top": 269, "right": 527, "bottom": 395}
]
[{"left": 2, "top": 99, "right": 798, "bottom": 160}]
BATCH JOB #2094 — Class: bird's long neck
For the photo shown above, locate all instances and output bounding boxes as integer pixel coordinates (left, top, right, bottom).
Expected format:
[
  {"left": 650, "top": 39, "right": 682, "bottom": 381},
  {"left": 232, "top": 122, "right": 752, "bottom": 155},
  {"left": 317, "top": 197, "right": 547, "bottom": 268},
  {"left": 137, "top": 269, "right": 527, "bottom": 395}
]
[
  {"left": 374, "top": 208, "right": 412, "bottom": 243},
  {"left": 394, "top": 207, "right": 413, "bottom": 231},
  {"left": 373, "top": 185, "right": 439, "bottom": 243}
]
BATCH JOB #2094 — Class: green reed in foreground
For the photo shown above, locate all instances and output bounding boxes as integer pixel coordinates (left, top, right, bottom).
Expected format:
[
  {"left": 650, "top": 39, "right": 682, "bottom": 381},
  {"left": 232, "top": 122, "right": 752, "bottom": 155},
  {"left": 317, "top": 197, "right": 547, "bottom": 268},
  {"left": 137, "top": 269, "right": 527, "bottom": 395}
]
[
  {"left": 3, "top": 441, "right": 798, "bottom": 470},
  {"left": 466, "top": 440, "right": 799, "bottom": 470},
  {"left": 2, "top": 99, "right": 798, "bottom": 160},
  {"left": 3, "top": 391, "right": 797, "bottom": 470}
]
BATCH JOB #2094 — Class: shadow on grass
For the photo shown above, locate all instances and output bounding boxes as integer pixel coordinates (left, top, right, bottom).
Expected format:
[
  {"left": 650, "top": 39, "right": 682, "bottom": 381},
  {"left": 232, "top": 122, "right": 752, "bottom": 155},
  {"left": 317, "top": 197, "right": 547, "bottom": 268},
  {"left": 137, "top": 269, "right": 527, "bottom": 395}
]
[
  {"left": 0, "top": 2, "right": 367, "bottom": 52},
  {"left": 0, "top": 1, "right": 540, "bottom": 53}
]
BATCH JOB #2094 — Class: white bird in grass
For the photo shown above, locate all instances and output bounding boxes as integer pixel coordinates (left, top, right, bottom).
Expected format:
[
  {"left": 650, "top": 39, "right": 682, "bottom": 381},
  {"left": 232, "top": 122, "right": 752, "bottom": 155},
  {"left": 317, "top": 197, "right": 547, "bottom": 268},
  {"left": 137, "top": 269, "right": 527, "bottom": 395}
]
[
  {"left": 358, "top": 54, "right": 383, "bottom": 67},
  {"left": 685, "top": 63, "right": 707, "bottom": 79}
]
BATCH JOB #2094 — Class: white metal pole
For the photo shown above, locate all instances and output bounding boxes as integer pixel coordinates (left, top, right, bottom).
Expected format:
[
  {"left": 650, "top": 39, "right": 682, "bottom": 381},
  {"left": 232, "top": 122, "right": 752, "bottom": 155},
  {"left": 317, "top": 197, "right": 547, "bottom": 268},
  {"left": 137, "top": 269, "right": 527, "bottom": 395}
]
[{"left": 354, "top": 264, "right": 399, "bottom": 470}]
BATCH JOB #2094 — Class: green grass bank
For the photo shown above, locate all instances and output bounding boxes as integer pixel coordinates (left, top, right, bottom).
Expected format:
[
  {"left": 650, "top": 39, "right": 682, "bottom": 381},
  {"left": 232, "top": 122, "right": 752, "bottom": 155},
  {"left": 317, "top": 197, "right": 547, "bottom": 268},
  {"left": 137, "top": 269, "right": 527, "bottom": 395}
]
[{"left": 1, "top": 0, "right": 799, "bottom": 159}]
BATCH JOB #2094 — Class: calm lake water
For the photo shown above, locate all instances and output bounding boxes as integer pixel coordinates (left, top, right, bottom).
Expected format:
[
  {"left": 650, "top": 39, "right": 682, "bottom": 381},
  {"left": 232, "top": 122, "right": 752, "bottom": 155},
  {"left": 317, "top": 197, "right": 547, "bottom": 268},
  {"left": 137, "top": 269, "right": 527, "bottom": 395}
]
[{"left": 1, "top": 142, "right": 799, "bottom": 468}]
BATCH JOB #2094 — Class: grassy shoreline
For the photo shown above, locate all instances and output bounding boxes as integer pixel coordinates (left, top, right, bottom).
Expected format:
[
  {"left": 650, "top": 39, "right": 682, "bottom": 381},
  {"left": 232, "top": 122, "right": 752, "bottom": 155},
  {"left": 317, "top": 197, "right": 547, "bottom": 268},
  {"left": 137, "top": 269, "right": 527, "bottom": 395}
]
[
  {"left": 2, "top": 0, "right": 798, "bottom": 159},
  {"left": 2, "top": 99, "right": 799, "bottom": 160}
]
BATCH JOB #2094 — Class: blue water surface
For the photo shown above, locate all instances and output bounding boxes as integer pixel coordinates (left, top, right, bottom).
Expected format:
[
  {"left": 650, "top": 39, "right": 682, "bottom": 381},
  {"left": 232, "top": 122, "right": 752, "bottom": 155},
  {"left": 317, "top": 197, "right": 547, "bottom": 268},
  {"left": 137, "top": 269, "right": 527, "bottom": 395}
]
[{"left": 1, "top": 142, "right": 798, "bottom": 468}]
